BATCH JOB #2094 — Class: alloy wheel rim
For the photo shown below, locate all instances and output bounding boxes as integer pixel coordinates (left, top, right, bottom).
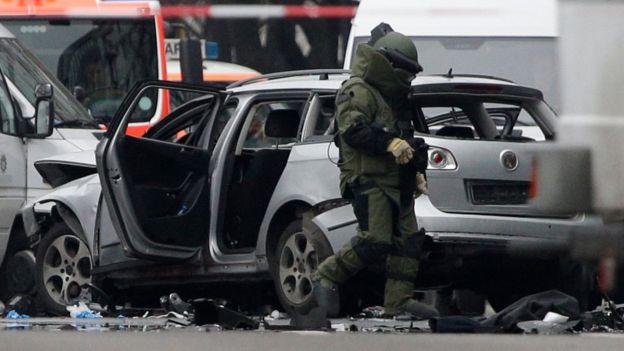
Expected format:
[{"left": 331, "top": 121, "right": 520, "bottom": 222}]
[
  {"left": 41, "top": 234, "right": 92, "bottom": 306},
  {"left": 279, "top": 231, "right": 318, "bottom": 305}
]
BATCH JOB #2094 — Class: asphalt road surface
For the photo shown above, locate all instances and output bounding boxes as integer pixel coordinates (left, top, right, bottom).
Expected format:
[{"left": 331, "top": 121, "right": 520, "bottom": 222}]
[{"left": 2, "top": 330, "right": 624, "bottom": 351}]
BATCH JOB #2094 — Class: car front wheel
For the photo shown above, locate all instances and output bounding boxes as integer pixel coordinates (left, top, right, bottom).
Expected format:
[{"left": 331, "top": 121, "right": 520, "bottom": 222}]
[{"left": 35, "top": 222, "right": 92, "bottom": 315}]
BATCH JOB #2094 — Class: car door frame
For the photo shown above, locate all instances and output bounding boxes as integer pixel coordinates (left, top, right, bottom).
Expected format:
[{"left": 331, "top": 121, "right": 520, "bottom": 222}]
[
  {"left": 205, "top": 90, "right": 314, "bottom": 264},
  {"left": 97, "top": 80, "right": 225, "bottom": 261}
]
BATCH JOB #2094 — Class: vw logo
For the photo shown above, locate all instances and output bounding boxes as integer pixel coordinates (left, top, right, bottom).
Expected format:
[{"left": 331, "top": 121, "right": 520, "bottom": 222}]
[{"left": 500, "top": 150, "right": 518, "bottom": 171}]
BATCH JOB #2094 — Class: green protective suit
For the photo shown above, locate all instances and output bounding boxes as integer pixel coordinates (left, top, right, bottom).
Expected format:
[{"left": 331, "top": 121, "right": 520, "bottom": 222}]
[{"left": 315, "top": 43, "right": 424, "bottom": 315}]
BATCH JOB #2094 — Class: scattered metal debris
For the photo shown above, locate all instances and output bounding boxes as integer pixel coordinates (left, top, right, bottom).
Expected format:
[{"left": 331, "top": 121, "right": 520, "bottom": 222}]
[
  {"left": 160, "top": 293, "right": 193, "bottom": 316},
  {"left": 67, "top": 302, "right": 103, "bottom": 319},
  {"left": 3, "top": 289, "right": 624, "bottom": 335},
  {"left": 191, "top": 299, "right": 259, "bottom": 330}
]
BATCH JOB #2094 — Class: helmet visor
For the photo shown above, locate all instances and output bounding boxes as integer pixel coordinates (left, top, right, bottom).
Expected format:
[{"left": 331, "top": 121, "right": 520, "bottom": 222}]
[{"left": 379, "top": 48, "right": 423, "bottom": 75}]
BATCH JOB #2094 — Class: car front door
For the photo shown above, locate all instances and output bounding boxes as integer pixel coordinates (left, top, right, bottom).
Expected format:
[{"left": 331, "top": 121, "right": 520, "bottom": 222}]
[{"left": 97, "top": 81, "right": 224, "bottom": 260}]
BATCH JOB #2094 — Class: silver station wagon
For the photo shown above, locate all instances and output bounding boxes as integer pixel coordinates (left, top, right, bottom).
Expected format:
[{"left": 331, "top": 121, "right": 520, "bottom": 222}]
[{"left": 1, "top": 70, "right": 602, "bottom": 315}]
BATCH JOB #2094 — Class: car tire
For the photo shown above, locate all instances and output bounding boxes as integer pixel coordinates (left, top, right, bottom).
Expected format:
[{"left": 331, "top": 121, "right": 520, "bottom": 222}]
[
  {"left": 271, "top": 219, "right": 335, "bottom": 316},
  {"left": 2, "top": 250, "right": 37, "bottom": 298},
  {"left": 35, "top": 222, "right": 92, "bottom": 315}
]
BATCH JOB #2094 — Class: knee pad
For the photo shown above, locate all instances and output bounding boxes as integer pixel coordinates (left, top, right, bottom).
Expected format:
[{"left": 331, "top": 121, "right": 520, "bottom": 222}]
[{"left": 351, "top": 236, "right": 392, "bottom": 264}]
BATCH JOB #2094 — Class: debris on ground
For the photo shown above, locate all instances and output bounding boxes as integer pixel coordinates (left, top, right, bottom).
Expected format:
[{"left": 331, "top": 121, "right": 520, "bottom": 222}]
[
  {"left": 482, "top": 290, "right": 581, "bottom": 333},
  {"left": 588, "top": 299, "right": 624, "bottom": 331},
  {"left": 5, "top": 295, "right": 34, "bottom": 316},
  {"left": 191, "top": 298, "right": 259, "bottom": 330},
  {"left": 429, "top": 316, "right": 490, "bottom": 333},
  {"left": 160, "top": 293, "right": 193, "bottom": 316},
  {"left": 266, "top": 310, "right": 289, "bottom": 320},
  {"left": 357, "top": 306, "right": 385, "bottom": 319},
  {"left": 6, "top": 310, "right": 31, "bottom": 319},
  {"left": 67, "top": 302, "right": 103, "bottom": 319},
  {"left": 516, "top": 320, "right": 580, "bottom": 335},
  {"left": 3, "top": 289, "right": 624, "bottom": 335}
]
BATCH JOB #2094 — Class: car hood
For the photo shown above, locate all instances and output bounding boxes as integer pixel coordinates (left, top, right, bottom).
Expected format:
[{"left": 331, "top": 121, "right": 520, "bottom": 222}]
[
  {"left": 34, "top": 150, "right": 97, "bottom": 188},
  {"left": 55, "top": 128, "right": 104, "bottom": 151}
]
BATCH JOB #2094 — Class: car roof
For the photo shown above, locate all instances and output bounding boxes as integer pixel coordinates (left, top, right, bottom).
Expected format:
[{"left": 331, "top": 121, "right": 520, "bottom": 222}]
[{"left": 227, "top": 71, "right": 535, "bottom": 96}]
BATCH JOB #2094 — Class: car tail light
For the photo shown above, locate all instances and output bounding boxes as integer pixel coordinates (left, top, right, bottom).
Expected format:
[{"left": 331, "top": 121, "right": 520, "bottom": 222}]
[{"left": 428, "top": 147, "right": 457, "bottom": 170}]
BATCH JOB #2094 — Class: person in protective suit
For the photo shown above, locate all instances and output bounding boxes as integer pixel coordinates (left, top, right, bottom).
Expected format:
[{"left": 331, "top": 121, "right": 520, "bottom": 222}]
[{"left": 312, "top": 24, "right": 438, "bottom": 320}]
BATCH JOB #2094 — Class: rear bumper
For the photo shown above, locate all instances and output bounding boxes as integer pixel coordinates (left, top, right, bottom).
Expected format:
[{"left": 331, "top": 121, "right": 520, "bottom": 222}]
[{"left": 415, "top": 232, "right": 568, "bottom": 289}]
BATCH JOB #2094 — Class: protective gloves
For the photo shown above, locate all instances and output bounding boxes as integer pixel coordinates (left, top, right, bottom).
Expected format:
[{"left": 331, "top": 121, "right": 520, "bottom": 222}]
[
  {"left": 407, "top": 137, "right": 430, "bottom": 172},
  {"left": 387, "top": 138, "right": 414, "bottom": 164},
  {"left": 415, "top": 172, "right": 428, "bottom": 195}
]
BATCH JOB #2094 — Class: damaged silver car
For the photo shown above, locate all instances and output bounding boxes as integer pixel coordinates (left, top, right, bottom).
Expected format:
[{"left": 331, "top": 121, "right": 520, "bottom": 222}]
[{"left": 1, "top": 71, "right": 603, "bottom": 315}]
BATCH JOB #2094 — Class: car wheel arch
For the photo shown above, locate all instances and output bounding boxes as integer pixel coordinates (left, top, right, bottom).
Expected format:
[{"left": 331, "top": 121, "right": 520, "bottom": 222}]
[
  {"left": 49, "top": 203, "right": 88, "bottom": 243},
  {"left": 264, "top": 201, "right": 314, "bottom": 263},
  {"left": 264, "top": 198, "right": 346, "bottom": 262},
  {"left": 1, "top": 215, "right": 29, "bottom": 270}
]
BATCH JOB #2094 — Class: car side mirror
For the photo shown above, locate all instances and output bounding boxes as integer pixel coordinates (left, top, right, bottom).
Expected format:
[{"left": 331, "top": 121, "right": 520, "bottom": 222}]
[{"left": 24, "top": 83, "right": 54, "bottom": 138}]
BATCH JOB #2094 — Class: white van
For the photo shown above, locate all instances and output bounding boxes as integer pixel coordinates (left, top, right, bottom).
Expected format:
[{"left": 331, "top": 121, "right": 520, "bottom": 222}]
[
  {"left": 0, "top": 24, "right": 99, "bottom": 263},
  {"left": 345, "top": 0, "right": 559, "bottom": 109}
]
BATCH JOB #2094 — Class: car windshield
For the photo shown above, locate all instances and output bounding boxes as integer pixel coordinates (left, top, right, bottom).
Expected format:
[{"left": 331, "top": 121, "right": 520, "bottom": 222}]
[
  {"left": 0, "top": 37, "right": 92, "bottom": 126},
  {"left": 3, "top": 19, "right": 158, "bottom": 122},
  {"left": 353, "top": 36, "right": 559, "bottom": 111}
]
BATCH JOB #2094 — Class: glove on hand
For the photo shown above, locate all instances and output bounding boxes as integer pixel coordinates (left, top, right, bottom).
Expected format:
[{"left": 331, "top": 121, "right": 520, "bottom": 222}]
[
  {"left": 387, "top": 138, "right": 414, "bottom": 164},
  {"left": 407, "top": 137, "right": 429, "bottom": 171},
  {"left": 415, "top": 172, "right": 429, "bottom": 195}
]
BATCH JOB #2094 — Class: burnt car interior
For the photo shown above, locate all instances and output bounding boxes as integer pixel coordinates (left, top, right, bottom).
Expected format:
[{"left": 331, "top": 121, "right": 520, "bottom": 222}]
[
  {"left": 304, "top": 93, "right": 545, "bottom": 142},
  {"left": 222, "top": 100, "right": 305, "bottom": 251},
  {"left": 414, "top": 95, "right": 548, "bottom": 141},
  {"left": 114, "top": 92, "right": 217, "bottom": 247}
]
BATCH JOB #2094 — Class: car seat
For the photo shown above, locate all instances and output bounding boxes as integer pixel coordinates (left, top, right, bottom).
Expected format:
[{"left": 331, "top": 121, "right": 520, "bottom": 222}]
[{"left": 226, "top": 109, "right": 301, "bottom": 248}]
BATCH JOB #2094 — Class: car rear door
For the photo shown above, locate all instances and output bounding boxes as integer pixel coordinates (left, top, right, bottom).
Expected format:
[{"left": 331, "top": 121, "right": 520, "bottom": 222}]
[
  {"left": 418, "top": 94, "right": 555, "bottom": 217},
  {"left": 97, "top": 81, "right": 224, "bottom": 260}
]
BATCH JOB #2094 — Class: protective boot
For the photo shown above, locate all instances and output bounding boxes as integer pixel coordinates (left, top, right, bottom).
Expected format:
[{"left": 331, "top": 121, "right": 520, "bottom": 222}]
[
  {"left": 384, "top": 278, "right": 438, "bottom": 319},
  {"left": 289, "top": 278, "right": 339, "bottom": 330},
  {"left": 313, "top": 279, "right": 341, "bottom": 318}
]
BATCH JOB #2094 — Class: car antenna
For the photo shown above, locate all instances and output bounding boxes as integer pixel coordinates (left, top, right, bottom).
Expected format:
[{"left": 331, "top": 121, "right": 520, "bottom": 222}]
[{"left": 446, "top": 68, "right": 453, "bottom": 78}]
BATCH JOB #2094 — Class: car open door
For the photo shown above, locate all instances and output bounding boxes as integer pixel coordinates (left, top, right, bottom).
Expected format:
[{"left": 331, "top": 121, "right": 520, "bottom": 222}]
[{"left": 96, "top": 81, "right": 223, "bottom": 260}]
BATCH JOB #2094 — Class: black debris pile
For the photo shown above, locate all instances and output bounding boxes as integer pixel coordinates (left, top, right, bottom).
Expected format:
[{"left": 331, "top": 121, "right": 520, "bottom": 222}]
[
  {"left": 430, "top": 290, "right": 585, "bottom": 334},
  {"left": 588, "top": 300, "right": 624, "bottom": 332},
  {"left": 191, "top": 298, "right": 259, "bottom": 330}
]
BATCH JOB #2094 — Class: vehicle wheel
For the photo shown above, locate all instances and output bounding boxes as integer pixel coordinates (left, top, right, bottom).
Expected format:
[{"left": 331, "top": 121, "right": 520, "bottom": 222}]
[
  {"left": 2, "top": 250, "right": 37, "bottom": 297},
  {"left": 271, "top": 219, "right": 334, "bottom": 315},
  {"left": 35, "top": 222, "right": 92, "bottom": 315}
]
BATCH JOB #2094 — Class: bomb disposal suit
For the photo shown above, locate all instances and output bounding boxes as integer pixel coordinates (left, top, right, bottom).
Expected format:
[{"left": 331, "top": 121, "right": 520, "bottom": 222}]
[{"left": 315, "top": 28, "right": 437, "bottom": 318}]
